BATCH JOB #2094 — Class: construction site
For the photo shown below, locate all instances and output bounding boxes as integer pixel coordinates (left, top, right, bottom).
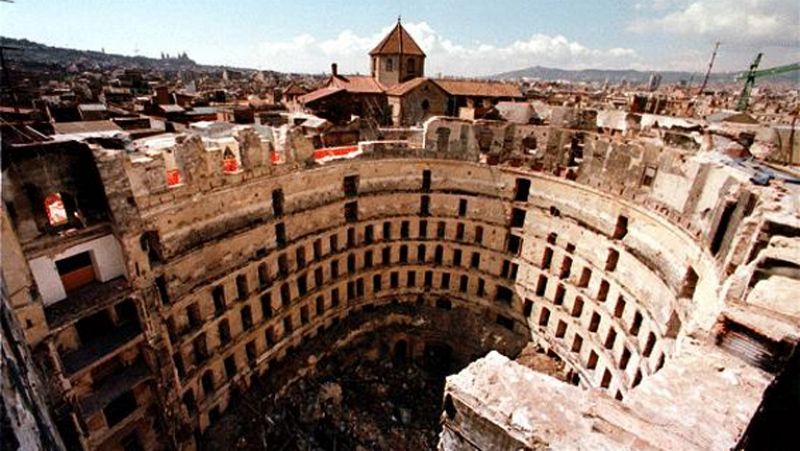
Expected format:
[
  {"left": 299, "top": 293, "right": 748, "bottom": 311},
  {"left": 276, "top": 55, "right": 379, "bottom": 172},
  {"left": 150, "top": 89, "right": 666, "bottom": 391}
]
[{"left": 2, "top": 10, "right": 800, "bottom": 451}]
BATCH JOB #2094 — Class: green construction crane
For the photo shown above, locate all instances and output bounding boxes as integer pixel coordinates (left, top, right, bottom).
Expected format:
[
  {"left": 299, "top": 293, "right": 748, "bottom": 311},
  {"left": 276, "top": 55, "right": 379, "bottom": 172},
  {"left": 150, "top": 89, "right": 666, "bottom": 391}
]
[{"left": 736, "top": 53, "right": 800, "bottom": 111}]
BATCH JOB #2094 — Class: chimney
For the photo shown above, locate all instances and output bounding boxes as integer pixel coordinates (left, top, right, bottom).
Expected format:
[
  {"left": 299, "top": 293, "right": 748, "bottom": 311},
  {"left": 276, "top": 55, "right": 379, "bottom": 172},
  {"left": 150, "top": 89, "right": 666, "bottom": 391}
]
[{"left": 331, "top": 63, "right": 338, "bottom": 77}]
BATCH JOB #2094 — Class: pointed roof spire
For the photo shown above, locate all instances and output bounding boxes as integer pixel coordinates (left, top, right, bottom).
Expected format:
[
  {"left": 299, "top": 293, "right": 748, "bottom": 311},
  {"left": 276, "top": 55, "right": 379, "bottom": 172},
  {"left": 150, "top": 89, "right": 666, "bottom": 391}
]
[{"left": 369, "top": 20, "right": 425, "bottom": 57}]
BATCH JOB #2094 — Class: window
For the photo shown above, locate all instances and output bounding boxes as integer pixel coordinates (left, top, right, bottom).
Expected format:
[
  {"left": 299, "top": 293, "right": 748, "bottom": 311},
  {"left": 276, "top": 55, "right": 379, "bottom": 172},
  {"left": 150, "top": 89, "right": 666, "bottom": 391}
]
[
  {"left": 458, "top": 199, "right": 467, "bottom": 217},
  {"left": 280, "top": 283, "right": 291, "bottom": 307},
  {"left": 347, "top": 253, "right": 356, "bottom": 273},
  {"left": 406, "top": 271, "right": 416, "bottom": 287},
  {"left": 156, "top": 276, "right": 170, "bottom": 304},
  {"left": 440, "top": 272, "right": 450, "bottom": 289},
  {"left": 313, "top": 239, "right": 322, "bottom": 260},
  {"left": 385, "top": 57, "right": 394, "bottom": 71},
  {"left": 434, "top": 245, "right": 444, "bottom": 264},
  {"left": 477, "top": 278, "right": 485, "bottom": 296},
  {"left": 459, "top": 275, "right": 469, "bottom": 292},
  {"left": 401, "top": 221, "right": 410, "bottom": 238},
  {"left": 418, "top": 220, "right": 428, "bottom": 238},
  {"left": 239, "top": 305, "right": 253, "bottom": 330},
  {"left": 330, "top": 259, "right": 339, "bottom": 278},
  {"left": 275, "top": 223, "right": 287, "bottom": 248},
  {"left": 373, "top": 274, "right": 382, "bottom": 292},
  {"left": 474, "top": 226, "right": 483, "bottom": 244},
  {"left": 258, "top": 264, "right": 269, "bottom": 288},
  {"left": 277, "top": 254, "right": 289, "bottom": 277},
  {"left": 420, "top": 195, "right": 430, "bottom": 216},
  {"left": 614, "top": 297, "right": 626, "bottom": 318},
  {"left": 507, "top": 235, "right": 522, "bottom": 255},
  {"left": 554, "top": 284, "right": 565, "bottom": 305},
  {"left": 470, "top": 252, "right": 480, "bottom": 269},
  {"left": 344, "top": 175, "right": 359, "bottom": 197},
  {"left": 283, "top": 316, "right": 294, "bottom": 335},
  {"left": 200, "top": 370, "right": 214, "bottom": 397},
  {"left": 589, "top": 312, "right": 601, "bottom": 332},
  {"left": 331, "top": 288, "right": 340, "bottom": 307},
  {"left": 456, "top": 223, "right": 465, "bottom": 241},
  {"left": 511, "top": 208, "right": 526, "bottom": 228},
  {"left": 316, "top": 296, "right": 325, "bottom": 315},
  {"left": 212, "top": 287, "right": 225, "bottom": 315},
  {"left": 437, "top": 221, "right": 446, "bottom": 238},
  {"left": 422, "top": 169, "right": 431, "bottom": 192},
  {"left": 555, "top": 320, "right": 567, "bottom": 338},
  {"left": 272, "top": 189, "right": 284, "bottom": 217},
  {"left": 391, "top": 272, "right": 399, "bottom": 288},
  {"left": 329, "top": 234, "right": 338, "bottom": 253},
  {"left": 619, "top": 348, "right": 631, "bottom": 370},
  {"left": 601, "top": 369, "right": 612, "bottom": 388},
  {"left": 314, "top": 267, "right": 323, "bottom": 287},
  {"left": 188, "top": 303, "right": 203, "bottom": 328},
  {"left": 629, "top": 311, "right": 643, "bottom": 336},
  {"left": 399, "top": 245, "right": 408, "bottom": 263},
  {"left": 383, "top": 222, "right": 392, "bottom": 240},
  {"left": 296, "top": 247, "right": 306, "bottom": 268},
  {"left": 236, "top": 275, "right": 248, "bottom": 300},
  {"left": 571, "top": 297, "right": 584, "bottom": 317},
  {"left": 514, "top": 178, "right": 531, "bottom": 202},
  {"left": 260, "top": 293, "right": 272, "bottom": 319},
  {"left": 572, "top": 335, "right": 583, "bottom": 353},
  {"left": 218, "top": 319, "right": 231, "bottom": 345},
  {"left": 382, "top": 247, "right": 391, "bottom": 265},
  {"left": 364, "top": 250, "right": 373, "bottom": 268},
  {"left": 296, "top": 273, "right": 307, "bottom": 296},
  {"left": 364, "top": 225, "right": 374, "bottom": 244},
  {"left": 300, "top": 305, "right": 309, "bottom": 325},
  {"left": 578, "top": 268, "right": 591, "bottom": 288},
  {"left": 597, "top": 280, "right": 610, "bottom": 302},
  {"left": 641, "top": 165, "right": 657, "bottom": 187},
  {"left": 538, "top": 307, "right": 550, "bottom": 326},
  {"left": 559, "top": 256, "right": 572, "bottom": 279},
  {"left": 406, "top": 57, "right": 416, "bottom": 74},
  {"left": 417, "top": 244, "right": 426, "bottom": 262},
  {"left": 453, "top": 249, "right": 462, "bottom": 266},
  {"left": 224, "top": 356, "right": 237, "bottom": 378},
  {"left": 605, "top": 328, "right": 617, "bottom": 349},
  {"left": 265, "top": 327, "right": 276, "bottom": 346},
  {"left": 643, "top": 332, "right": 656, "bottom": 357},
  {"left": 587, "top": 351, "right": 598, "bottom": 369},
  {"left": 523, "top": 299, "right": 534, "bottom": 317},
  {"left": 541, "top": 248, "right": 553, "bottom": 270},
  {"left": 606, "top": 249, "right": 619, "bottom": 271},
  {"left": 345, "top": 201, "right": 358, "bottom": 222},
  {"left": 535, "top": 274, "right": 548, "bottom": 296},
  {"left": 613, "top": 215, "right": 628, "bottom": 239},
  {"left": 245, "top": 341, "right": 257, "bottom": 366},
  {"left": 424, "top": 271, "right": 433, "bottom": 288}
]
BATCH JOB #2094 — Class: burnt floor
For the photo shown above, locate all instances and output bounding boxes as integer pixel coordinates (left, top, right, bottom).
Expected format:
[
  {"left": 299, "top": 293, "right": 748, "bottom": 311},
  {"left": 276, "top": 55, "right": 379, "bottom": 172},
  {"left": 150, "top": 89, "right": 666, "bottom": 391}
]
[{"left": 200, "top": 303, "right": 531, "bottom": 450}]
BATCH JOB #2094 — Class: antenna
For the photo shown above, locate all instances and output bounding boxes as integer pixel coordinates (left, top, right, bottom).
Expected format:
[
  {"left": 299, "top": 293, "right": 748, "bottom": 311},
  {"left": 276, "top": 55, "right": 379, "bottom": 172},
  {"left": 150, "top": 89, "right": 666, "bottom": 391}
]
[{"left": 698, "top": 41, "right": 720, "bottom": 95}]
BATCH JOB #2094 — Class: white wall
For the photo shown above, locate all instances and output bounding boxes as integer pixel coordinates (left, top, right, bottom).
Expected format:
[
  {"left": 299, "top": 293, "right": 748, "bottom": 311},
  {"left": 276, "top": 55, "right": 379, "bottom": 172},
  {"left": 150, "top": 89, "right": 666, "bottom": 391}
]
[{"left": 28, "top": 234, "right": 127, "bottom": 306}]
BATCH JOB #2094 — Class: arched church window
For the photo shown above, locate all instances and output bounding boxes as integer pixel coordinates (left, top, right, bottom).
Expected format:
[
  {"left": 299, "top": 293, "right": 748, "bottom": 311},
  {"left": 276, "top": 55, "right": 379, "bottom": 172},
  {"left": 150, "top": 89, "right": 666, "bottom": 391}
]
[
  {"left": 44, "top": 193, "right": 69, "bottom": 226},
  {"left": 422, "top": 99, "right": 430, "bottom": 112}
]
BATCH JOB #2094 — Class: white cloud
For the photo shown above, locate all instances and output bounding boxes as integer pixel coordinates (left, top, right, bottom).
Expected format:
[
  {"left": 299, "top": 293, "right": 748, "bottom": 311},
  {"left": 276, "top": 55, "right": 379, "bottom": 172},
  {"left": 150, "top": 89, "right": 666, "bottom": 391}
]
[
  {"left": 629, "top": 0, "right": 800, "bottom": 47},
  {"left": 245, "top": 21, "right": 639, "bottom": 76}
]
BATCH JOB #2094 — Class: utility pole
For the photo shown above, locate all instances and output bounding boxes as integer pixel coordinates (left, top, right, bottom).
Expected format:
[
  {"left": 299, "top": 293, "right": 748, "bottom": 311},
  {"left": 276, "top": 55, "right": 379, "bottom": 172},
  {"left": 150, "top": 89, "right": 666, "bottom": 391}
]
[{"left": 698, "top": 41, "right": 720, "bottom": 95}]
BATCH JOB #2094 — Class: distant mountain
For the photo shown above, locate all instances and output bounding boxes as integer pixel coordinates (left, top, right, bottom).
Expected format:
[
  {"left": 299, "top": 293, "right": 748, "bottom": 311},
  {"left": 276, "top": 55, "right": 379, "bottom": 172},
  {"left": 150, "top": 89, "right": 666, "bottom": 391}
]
[
  {"left": 490, "top": 65, "right": 798, "bottom": 85},
  {"left": 0, "top": 37, "right": 260, "bottom": 73}
]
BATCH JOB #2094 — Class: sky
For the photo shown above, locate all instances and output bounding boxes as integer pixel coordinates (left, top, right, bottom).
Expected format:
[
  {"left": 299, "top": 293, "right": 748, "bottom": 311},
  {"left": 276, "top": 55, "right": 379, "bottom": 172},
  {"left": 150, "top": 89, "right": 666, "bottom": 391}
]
[{"left": 1, "top": 0, "right": 798, "bottom": 76}]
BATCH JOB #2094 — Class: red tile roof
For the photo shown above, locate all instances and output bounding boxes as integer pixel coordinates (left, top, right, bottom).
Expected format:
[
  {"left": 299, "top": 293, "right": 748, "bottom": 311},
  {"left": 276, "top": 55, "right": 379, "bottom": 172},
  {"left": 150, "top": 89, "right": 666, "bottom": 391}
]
[
  {"left": 385, "top": 77, "right": 444, "bottom": 96},
  {"left": 327, "top": 75, "right": 386, "bottom": 94},
  {"left": 369, "top": 21, "right": 425, "bottom": 57},
  {"left": 435, "top": 79, "right": 524, "bottom": 99},
  {"left": 298, "top": 87, "right": 346, "bottom": 105}
]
